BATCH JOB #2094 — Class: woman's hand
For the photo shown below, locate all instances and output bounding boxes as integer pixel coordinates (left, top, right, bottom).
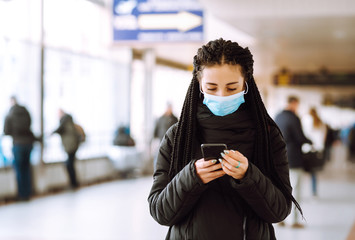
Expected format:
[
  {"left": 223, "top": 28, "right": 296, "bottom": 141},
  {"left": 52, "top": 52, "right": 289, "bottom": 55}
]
[
  {"left": 219, "top": 150, "right": 249, "bottom": 180},
  {"left": 195, "top": 158, "right": 225, "bottom": 184}
]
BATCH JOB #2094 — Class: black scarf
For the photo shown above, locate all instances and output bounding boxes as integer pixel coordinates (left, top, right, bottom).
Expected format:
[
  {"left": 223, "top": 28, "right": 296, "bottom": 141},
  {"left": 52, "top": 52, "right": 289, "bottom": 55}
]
[{"left": 196, "top": 102, "right": 256, "bottom": 161}]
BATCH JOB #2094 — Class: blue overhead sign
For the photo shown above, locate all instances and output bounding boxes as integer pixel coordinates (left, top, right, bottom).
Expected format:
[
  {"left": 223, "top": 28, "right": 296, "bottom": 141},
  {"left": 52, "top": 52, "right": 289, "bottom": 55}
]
[{"left": 113, "top": 0, "right": 204, "bottom": 42}]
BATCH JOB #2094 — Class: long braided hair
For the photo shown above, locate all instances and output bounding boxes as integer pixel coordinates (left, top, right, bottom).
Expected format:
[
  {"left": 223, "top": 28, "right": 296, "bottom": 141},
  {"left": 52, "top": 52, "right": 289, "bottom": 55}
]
[{"left": 168, "top": 38, "right": 302, "bottom": 215}]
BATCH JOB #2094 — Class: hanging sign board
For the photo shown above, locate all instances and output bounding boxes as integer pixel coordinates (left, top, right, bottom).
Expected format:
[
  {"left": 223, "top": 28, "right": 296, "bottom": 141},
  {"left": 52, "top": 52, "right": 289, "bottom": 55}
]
[{"left": 113, "top": 0, "right": 204, "bottom": 42}]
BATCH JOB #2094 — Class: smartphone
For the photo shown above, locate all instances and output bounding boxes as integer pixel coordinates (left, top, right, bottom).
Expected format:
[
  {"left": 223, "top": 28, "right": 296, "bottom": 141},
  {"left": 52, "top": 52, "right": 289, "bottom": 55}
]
[{"left": 201, "top": 143, "right": 227, "bottom": 161}]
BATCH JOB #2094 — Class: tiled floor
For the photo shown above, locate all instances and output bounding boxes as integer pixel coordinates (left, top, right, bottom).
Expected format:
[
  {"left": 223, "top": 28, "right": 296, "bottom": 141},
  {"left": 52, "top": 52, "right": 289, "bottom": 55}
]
[
  {"left": 0, "top": 161, "right": 354, "bottom": 240},
  {"left": 275, "top": 163, "right": 355, "bottom": 240}
]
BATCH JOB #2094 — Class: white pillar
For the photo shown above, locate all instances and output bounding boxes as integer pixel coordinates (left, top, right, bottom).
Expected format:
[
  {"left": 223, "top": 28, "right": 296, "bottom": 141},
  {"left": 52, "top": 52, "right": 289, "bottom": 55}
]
[{"left": 143, "top": 49, "right": 155, "bottom": 162}]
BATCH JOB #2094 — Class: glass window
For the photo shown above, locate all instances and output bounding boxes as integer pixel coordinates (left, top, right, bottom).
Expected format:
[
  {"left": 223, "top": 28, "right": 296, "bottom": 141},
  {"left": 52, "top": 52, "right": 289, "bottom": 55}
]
[{"left": 43, "top": 49, "right": 131, "bottom": 163}]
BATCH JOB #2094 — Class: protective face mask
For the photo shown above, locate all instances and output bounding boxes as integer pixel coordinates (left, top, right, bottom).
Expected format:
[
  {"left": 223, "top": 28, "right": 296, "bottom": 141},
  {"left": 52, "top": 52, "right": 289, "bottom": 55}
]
[{"left": 202, "top": 82, "right": 248, "bottom": 117}]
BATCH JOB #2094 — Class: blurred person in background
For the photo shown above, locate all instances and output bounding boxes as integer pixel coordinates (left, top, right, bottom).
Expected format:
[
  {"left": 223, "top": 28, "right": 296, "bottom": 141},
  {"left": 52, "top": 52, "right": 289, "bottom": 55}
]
[
  {"left": 113, "top": 126, "right": 135, "bottom": 146},
  {"left": 324, "top": 124, "right": 338, "bottom": 162},
  {"left": 3, "top": 96, "right": 37, "bottom": 201},
  {"left": 275, "top": 95, "right": 312, "bottom": 228},
  {"left": 348, "top": 123, "right": 355, "bottom": 163},
  {"left": 302, "top": 107, "right": 327, "bottom": 198},
  {"left": 152, "top": 102, "right": 178, "bottom": 168},
  {"left": 148, "top": 38, "right": 300, "bottom": 239},
  {"left": 52, "top": 109, "right": 80, "bottom": 189},
  {"left": 153, "top": 102, "right": 178, "bottom": 141}
]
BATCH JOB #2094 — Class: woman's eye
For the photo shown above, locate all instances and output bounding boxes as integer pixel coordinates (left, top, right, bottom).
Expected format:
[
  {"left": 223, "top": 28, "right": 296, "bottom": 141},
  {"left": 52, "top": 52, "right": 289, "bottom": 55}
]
[
  {"left": 228, "top": 88, "right": 237, "bottom": 91},
  {"left": 207, "top": 88, "right": 217, "bottom": 91}
]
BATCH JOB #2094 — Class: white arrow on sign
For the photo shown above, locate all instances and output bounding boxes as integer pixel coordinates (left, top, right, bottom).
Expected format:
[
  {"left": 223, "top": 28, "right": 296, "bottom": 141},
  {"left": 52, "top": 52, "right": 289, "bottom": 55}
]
[{"left": 138, "top": 11, "right": 202, "bottom": 32}]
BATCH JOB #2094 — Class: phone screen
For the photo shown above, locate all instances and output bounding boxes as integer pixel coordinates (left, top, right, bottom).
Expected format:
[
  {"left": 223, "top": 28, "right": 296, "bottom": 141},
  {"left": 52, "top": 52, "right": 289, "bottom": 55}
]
[{"left": 201, "top": 143, "right": 227, "bottom": 161}]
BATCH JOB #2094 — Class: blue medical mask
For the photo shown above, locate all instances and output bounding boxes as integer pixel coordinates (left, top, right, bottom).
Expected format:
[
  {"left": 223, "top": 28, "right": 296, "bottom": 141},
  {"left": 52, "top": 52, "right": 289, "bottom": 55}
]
[{"left": 202, "top": 82, "right": 248, "bottom": 117}]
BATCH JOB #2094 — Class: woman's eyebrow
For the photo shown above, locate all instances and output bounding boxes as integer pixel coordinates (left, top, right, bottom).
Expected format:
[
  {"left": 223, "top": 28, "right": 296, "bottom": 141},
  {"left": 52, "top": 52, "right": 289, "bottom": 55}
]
[
  {"left": 226, "top": 82, "right": 239, "bottom": 85},
  {"left": 206, "top": 82, "right": 218, "bottom": 85}
]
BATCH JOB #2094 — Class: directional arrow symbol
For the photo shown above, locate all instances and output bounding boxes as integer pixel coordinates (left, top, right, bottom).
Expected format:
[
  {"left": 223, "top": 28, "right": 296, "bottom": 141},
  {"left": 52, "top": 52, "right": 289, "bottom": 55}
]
[{"left": 138, "top": 11, "right": 202, "bottom": 32}]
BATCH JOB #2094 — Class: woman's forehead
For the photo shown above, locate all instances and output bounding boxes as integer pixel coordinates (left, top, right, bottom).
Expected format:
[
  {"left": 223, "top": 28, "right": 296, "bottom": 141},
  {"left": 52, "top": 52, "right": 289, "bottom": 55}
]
[{"left": 201, "top": 64, "right": 244, "bottom": 82}]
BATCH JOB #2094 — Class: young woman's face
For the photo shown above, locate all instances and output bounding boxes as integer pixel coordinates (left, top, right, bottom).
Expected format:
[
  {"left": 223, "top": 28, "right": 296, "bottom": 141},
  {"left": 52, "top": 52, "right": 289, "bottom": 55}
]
[{"left": 200, "top": 64, "right": 245, "bottom": 97}]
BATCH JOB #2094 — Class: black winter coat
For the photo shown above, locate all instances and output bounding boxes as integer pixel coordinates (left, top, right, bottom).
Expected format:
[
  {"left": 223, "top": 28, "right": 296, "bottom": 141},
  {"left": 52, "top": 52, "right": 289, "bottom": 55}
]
[
  {"left": 148, "top": 104, "right": 292, "bottom": 240},
  {"left": 274, "top": 110, "right": 312, "bottom": 168}
]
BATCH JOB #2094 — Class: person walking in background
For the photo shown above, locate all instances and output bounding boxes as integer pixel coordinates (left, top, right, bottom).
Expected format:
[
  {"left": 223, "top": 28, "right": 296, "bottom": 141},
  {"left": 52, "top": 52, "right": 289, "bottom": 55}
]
[
  {"left": 153, "top": 102, "right": 178, "bottom": 141},
  {"left": 347, "top": 123, "right": 355, "bottom": 163},
  {"left": 52, "top": 109, "right": 80, "bottom": 189},
  {"left": 3, "top": 96, "right": 37, "bottom": 201},
  {"left": 148, "top": 38, "right": 300, "bottom": 239},
  {"left": 324, "top": 124, "right": 338, "bottom": 162},
  {"left": 275, "top": 96, "right": 312, "bottom": 228},
  {"left": 302, "top": 107, "right": 327, "bottom": 198}
]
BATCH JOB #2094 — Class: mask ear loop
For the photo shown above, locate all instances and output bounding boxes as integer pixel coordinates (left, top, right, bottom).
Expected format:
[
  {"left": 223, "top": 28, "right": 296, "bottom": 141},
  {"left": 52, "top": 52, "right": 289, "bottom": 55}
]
[
  {"left": 199, "top": 84, "right": 204, "bottom": 94},
  {"left": 244, "top": 81, "right": 249, "bottom": 95},
  {"left": 199, "top": 85, "right": 204, "bottom": 98}
]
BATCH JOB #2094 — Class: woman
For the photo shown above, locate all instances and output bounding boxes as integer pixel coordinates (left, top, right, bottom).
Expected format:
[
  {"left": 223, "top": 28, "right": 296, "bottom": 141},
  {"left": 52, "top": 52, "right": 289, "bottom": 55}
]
[
  {"left": 302, "top": 107, "right": 327, "bottom": 197},
  {"left": 148, "top": 38, "right": 301, "bottom": 239}
]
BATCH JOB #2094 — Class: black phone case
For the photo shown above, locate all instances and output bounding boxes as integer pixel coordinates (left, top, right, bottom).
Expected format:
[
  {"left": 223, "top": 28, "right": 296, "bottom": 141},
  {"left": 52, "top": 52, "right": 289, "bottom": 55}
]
[{"left": 201, "top": 143, "right": 227, "bottom": 161}]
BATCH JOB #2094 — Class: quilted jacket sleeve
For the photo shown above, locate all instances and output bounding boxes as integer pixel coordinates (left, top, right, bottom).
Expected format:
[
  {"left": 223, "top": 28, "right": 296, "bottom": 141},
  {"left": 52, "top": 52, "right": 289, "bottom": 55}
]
[
  {"left": 230, "top": 124, "right": 292, "bottom": 223},
  {"left": 148, "top": 125, "right": 207, "bottom": 226}
]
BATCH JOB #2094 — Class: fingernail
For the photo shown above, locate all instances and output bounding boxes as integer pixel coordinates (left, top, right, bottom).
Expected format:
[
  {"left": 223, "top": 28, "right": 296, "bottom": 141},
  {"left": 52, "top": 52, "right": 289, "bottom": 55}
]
[
  {"left": 220, "top": 152, "right": 226, "bottom": 158},
  {"left": 231, "top": 150, "right": 235, "bottom": 153},
  {"left": 224, "top": 150, "right": 229, "bottom": 154},
  {"left": 211, "top": 159, "right": 217, "bottom": 164},
  {"left": 218, "top": 158, "right": 223, "bottom": 163}
]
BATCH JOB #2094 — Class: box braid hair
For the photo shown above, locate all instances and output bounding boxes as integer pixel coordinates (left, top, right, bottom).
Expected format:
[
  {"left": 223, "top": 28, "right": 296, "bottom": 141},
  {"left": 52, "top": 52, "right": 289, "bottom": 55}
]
[{"left": 168, "top": 38, "right": 302, "bottom": 216}]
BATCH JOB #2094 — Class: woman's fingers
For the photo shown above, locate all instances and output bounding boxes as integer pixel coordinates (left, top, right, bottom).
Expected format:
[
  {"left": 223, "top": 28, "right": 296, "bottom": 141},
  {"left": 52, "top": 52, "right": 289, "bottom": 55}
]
[
  {"left": 221, "top": 150, "right": 246, "bottom": 165},
  {"left": 196, "top": 159, "right": 223, "bottom": 171},
  {"left": 195, "top": 158, "right": 225, "bottom": 183},
  {"left": 219, "top": 150, "right": 249, "bottom": 180}
]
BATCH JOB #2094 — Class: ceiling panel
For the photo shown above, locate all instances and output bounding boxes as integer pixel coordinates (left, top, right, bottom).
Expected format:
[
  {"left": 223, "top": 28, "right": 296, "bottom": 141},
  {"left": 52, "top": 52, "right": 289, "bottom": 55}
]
[{"left": 197, "top": 0, "right": 355, "bottom": 73}]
